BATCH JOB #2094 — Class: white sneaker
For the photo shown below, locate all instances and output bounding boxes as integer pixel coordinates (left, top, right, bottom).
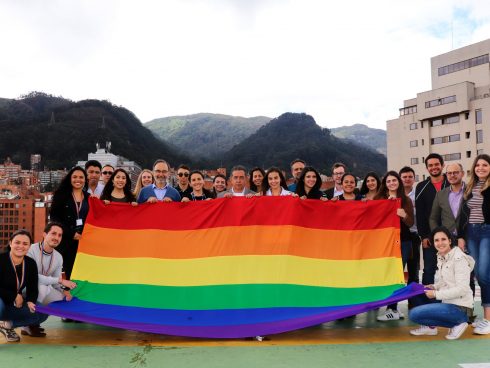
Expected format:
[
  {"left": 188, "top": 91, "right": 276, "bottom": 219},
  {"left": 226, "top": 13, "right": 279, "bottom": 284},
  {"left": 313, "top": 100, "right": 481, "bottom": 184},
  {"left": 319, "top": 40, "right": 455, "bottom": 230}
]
[
  {"left": 446, "top": 322, "right": 468, "bottom": 340},
  {"left": 0, "top": 320, "right": 12, "bottom": 329},
  {"left": 377, "top": 309, "right": 404, "bottom": 321},
  {"left": 410, "top": 325, "right": 438, "bottom": 336},
  {"left": 473, "top": 319, "right": 490, "bottom": 335}
]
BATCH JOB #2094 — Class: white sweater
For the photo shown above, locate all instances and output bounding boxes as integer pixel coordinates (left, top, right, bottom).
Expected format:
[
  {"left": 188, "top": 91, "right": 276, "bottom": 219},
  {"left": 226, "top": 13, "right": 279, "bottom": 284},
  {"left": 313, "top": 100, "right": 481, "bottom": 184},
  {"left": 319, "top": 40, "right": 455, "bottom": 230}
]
[
  {"left": 434, "top": 247, "right": 475, "bottom": 308},
  {"left": 27, "top": 243, "right": 63, "bottom": 287}
]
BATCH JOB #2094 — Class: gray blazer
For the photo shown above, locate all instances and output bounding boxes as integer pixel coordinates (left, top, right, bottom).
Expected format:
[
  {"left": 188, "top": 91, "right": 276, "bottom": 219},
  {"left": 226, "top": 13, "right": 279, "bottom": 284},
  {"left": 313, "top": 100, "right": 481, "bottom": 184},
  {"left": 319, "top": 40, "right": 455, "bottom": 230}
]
[
  {"left": 217, "top": 188, "right": 256, "bottom": 198},
  {"left": 429, "top": 186, "right": 464, "bottom": 235}
]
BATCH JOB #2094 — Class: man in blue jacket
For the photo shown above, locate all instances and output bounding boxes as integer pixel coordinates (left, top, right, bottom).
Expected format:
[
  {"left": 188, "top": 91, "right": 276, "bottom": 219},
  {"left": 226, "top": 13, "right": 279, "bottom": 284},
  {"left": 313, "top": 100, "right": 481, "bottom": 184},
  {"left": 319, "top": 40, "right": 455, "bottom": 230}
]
[{"left": 137, "top": 159, "right": 181, "bottom": 203}]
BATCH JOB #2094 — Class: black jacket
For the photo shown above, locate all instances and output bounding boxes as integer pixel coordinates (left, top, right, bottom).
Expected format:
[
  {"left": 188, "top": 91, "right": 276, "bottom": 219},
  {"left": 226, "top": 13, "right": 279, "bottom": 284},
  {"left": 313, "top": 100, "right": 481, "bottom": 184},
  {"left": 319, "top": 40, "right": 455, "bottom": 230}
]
[
  {"left": 459, "top": 186, "right": 490, "bottom": 236},
  {"left": 49, "top": 190, "right": 90, "bottom": 251},
  {"left": 415, "top": 176, "right": 449, "bottom": 240},
  {"left": 0, "top": 252, "right": 38, "bottom": 305}
]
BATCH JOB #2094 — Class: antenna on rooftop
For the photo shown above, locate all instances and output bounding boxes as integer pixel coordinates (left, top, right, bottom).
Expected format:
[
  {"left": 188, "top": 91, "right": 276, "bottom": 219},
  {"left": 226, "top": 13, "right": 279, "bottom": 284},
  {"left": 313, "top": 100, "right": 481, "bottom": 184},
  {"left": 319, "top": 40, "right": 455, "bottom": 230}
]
[{"left": 48, "top": 111, "right": 55, "bottom": 126}]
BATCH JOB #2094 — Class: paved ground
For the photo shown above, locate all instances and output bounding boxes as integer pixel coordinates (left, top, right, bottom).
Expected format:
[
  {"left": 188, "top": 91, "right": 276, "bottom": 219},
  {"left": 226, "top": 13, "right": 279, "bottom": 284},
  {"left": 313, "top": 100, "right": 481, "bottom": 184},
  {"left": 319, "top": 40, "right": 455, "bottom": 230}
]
[{"left": 1, "top": 302, "right": 489, "bottom": 368}]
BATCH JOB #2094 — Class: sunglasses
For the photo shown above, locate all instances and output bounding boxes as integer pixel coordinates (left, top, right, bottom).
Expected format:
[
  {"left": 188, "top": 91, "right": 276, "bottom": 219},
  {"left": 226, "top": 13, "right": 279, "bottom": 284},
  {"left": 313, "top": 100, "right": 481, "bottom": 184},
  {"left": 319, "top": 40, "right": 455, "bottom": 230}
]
[
  {"left": 102, "top": 171, "right": 114, "bottom": 175},
  {"left": 178, "top": 172, "right": 189, "bottom": 177}
]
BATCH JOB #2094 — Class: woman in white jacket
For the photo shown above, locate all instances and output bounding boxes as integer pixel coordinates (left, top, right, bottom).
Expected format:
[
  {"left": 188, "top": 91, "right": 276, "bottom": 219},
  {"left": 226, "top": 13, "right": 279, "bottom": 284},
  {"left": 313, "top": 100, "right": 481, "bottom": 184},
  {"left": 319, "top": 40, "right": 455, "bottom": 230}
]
[{"left": 409, "top": 226, "right": 475, "bottom": 340}]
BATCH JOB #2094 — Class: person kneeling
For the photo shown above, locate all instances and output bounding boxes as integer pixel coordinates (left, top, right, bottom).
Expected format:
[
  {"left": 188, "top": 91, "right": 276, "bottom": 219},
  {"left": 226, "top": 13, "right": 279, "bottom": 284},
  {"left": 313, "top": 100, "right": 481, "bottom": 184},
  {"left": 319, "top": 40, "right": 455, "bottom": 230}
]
[
  {"left": 22, "top": 222, "right": 77, "bottom": 336},
  {"left": 0, "top": 230, "right": 48, "bottom": 342},
  {"left": 409, "top": 226, "right": 474, "bottom": 340}
]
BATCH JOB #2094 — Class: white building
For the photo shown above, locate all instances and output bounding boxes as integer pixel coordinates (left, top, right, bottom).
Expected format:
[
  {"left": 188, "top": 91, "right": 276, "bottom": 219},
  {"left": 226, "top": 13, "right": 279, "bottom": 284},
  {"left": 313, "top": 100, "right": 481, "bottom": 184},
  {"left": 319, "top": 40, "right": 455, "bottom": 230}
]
[{"left": 387, "top": 39, "right": 490, "bottom": 180}]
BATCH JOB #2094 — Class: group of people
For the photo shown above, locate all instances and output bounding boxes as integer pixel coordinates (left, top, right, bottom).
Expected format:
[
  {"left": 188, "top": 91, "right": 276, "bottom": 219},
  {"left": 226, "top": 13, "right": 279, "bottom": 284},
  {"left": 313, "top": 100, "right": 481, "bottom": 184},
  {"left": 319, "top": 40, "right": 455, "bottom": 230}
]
[{"left": 1, "top": 153, "right": 489, "bottom": 342}]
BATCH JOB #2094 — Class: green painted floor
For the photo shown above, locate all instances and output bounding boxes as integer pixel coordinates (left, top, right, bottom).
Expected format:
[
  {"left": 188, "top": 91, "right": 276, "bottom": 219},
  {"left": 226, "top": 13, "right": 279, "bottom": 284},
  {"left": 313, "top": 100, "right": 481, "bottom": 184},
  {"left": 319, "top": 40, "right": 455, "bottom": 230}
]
[{"left": 1, "top": 303, "right": 489, "bottom": 368}]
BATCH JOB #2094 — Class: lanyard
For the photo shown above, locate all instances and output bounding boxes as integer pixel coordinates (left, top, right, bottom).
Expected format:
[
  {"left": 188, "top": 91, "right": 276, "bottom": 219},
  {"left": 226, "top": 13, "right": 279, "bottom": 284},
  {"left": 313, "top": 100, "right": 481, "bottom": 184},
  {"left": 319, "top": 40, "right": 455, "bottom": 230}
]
[
  {"left": 38, "top": 242, "right": 54, "bottom": 276},
  {"left": 9, "top": 254, "right": 25, "bottom": 294},
  {"left": 72, "top": 192, "right": 84, "bottom": 219},
  {"left": 191, "top": 192, "right": 206, "bottom": 201}
]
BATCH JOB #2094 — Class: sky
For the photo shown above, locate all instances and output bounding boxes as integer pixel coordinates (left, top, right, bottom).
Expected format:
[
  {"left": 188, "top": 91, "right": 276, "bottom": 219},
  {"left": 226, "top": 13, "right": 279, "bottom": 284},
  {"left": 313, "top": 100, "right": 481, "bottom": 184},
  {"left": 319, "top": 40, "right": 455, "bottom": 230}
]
[{"left": 1, "top": 0, "right": 490, "bottom": 129}]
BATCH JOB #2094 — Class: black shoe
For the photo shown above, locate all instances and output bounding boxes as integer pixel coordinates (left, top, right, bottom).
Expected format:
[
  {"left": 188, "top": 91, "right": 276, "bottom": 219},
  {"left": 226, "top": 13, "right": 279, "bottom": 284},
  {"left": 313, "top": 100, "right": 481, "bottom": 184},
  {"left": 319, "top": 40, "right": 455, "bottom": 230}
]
[{"left": 21, "top": 326, "right": 46, "bottom": 337}]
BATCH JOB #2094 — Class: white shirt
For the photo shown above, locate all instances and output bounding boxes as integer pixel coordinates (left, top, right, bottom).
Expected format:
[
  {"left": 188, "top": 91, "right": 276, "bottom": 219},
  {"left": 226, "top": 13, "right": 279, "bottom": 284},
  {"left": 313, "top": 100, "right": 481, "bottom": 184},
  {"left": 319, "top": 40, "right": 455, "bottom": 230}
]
[
  {"left": 231, "top": 188, "right": 246, "bottom": 197},
  {"left": 266, "top": 188, "right": 292, "bottom": 196},
  {"left": 87, "top": 182, "right": 105, "bottom": 197}
]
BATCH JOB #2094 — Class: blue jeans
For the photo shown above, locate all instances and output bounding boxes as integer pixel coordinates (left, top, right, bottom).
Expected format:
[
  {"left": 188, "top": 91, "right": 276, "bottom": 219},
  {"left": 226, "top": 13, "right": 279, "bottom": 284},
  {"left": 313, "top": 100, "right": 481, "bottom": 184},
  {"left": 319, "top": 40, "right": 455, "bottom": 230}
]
[
  {"left": 0, "top": 299, "right": 48, "bottom": 328},
  {"left": 467, "top": 223, "right": 490, "bottom": 307},
  {"left": 409, "top": 303, "right": 468, "bottom": 328},
  {"left": 387, "top": 240, "right": 412, "bottom": 311},
  {"left": 422, "top": 244, "right": 438, "bottom": 285}
]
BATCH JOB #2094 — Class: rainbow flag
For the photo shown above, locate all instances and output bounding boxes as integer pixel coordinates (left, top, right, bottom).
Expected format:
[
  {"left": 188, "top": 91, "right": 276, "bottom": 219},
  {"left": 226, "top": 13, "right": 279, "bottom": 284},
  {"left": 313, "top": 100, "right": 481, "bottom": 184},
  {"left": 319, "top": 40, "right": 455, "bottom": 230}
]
[{"left": 38, "top": 197, "right": 424, "bottom": 338}]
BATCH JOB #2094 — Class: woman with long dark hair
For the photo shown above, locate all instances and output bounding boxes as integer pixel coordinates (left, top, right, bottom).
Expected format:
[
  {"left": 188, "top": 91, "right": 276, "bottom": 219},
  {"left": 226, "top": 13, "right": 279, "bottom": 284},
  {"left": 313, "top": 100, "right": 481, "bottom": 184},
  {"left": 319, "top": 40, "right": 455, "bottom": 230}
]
[
  {"left": 212, "top": 174, "right": 227, "bottom": 198},
  {"left": 375, "top": 170, "right": 414, "bottom": 321},
  {"left": 295, "top": 166, "right": 324, "bottom": 199},
  {"left": 333, "top": 173, "right": 362, "bottom": 201},
  {"left": 262, "top": 167, "right": 293, "bottom": 196},
  {"left": 460, "top": 154, "right": 490, "bottom": 334},
  {"left": 100, "top": 168, "right": 137, "bottom": 205},
  {"left": 360, "top": 171, "right": 381, "bottom": 200},
  {"left": 408, "top": 226, "right": 474, "bottom": 340},
  {"left": 249, "top": 167, "right": 266, "bottom": 194},
  {"left": 49, "top": 166, "right": 89, "bottom": 280},
  {"left": 181, "top": 171, "right": 213, "bottom": 202},
  {"left": 0, "top": 230, "right": 48, "bottom": 342}
]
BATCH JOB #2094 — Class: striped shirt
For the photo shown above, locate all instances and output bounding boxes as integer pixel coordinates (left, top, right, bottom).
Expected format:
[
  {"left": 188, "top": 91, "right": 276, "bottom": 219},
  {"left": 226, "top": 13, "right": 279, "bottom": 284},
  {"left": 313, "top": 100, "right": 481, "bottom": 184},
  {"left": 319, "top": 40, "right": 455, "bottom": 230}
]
[{"left": 468, "top": 180, "right": 485, "bottom": 224}]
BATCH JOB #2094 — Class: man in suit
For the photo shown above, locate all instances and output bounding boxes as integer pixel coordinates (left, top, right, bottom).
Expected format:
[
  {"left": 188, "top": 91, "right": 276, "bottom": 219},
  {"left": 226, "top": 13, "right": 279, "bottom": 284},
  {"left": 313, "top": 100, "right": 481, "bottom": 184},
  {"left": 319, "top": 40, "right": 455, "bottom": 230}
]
[
  {"left": 218, "top": 165, "right": 256, "bottom": 198},
  {"left": 137, "top": 159, "right": 181, "bottom": 203},
  {"left": 429, "top": 162, "right": 466, "bottom": 248},
  {"left": 324, "top": 162, "right": 347, "bottom": 199}
]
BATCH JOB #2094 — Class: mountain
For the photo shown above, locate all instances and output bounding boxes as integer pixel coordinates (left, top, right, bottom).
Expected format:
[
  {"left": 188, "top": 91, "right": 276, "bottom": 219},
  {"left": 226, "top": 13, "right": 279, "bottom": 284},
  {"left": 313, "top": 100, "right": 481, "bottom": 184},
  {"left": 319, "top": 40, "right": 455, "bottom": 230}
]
[
  {"left": 145, "top": 113, "right": 270, "bottom": 159},
  {"left": 331, "top": 124, "right": 386, "bottom": 156},
  {"left": 0, "top": 92, "right": 194, "bottom": 169},
  {"left": 222, "top": 113, "right": 387, "bottom": 175}
]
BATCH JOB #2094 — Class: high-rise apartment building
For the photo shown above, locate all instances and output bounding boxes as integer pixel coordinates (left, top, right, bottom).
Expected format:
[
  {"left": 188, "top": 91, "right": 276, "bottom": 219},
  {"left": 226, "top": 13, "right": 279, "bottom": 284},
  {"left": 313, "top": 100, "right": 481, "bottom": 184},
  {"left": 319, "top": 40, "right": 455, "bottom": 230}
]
[{"left": 387, "top": 39, "right": 490, "bottom": 180}]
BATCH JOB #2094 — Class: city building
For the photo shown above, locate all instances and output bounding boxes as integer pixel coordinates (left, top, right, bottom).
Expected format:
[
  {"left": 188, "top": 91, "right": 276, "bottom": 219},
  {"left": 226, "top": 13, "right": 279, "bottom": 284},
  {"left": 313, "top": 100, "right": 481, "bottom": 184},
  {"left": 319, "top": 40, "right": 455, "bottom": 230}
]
[
  {"left": 77, "top": 142, "right": 141, "bottom": 189},
  {"left": 30, "top": 154, "right": 42, "bottom": 172},
  {"left": 0, "top": 198, "right": 48, "bottom": 253},
  {"left": 387, "top": 38, "right": 490, "bottom": 180}
]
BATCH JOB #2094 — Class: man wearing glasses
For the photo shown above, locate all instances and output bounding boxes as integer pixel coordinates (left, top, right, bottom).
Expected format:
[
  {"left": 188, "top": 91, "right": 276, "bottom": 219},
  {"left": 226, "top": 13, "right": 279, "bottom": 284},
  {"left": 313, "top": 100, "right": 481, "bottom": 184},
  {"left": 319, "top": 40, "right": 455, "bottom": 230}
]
[
  {"left": 137, "top": 159, "right": 181, "bottom": 203},
  {"left": 429, "top": 163, "right": 466, "bottom": 249},
  {"left": 174, "top": 164, "right": 193, "bottom": 200},
  {"left": 324, "top": 162, "right": 347, "bottom": 199},
  {"left": 101, "top": 164, "right": 115, "bottom": 185}
]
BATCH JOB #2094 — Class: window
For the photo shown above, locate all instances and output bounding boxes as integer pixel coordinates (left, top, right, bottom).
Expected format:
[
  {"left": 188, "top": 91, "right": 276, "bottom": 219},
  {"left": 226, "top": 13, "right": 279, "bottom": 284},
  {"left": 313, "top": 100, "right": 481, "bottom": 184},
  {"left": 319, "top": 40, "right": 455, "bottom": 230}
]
[
  {"left": 466, "top": 132, "right": 470, "bottom": 139},
  {"left": 409, "top": 123, "right": 418, "bottom": 130},
  {"left": 477, "top": 130, "right": 483, "bottom": 144},
  {"left": 415, "top": 175, "right": 420, "bottom": 182},
  {"left": 445, "top": 115, "right": 459, "bottom": 124},
  {"left": 431, "top": 137, "right": 444, "bottom": 145},
  {"left": 425, "top": 95, "right": 456, "bottom": 108},
  {"left": 430, "top": 115, "right": 459, "bottom": 127},
  {"left": 411, "top": 158, "right": 419, "bottom": 165},
  {"left": 410, "top": 140, "right": 418, "bottom": 147},
  {"left": 476, "top": 109, "right": 482, "bottom": 124},
  {"left": 442, "top": 153, "right": 461, "bottom": 161},
  {"left": 400, "top": 105, "right": 417, "bottom": 116},
  {"left": 438, "top": 54, "right": 489, "bottom": 76},
  {"left": 467, "top": 151, "right": 471, "bottom": 158},
  {"left": 449, "top": 134, "right": 460, "bottom": 142}
]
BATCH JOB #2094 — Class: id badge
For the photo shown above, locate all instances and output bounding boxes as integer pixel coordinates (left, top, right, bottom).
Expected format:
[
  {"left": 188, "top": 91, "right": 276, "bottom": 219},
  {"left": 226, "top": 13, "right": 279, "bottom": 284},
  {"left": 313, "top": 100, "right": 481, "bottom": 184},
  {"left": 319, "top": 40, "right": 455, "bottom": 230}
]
[{"left": 76, "top": 219, "right": 83, "bottom": 226}]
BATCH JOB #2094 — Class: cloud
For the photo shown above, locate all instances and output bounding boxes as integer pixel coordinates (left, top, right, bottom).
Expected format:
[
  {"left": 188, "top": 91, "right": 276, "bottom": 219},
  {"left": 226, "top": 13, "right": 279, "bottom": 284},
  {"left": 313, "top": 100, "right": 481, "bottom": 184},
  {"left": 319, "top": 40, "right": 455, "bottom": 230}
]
[{"left": 1, "top": 0, "right": 489, "bottom": 129}]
